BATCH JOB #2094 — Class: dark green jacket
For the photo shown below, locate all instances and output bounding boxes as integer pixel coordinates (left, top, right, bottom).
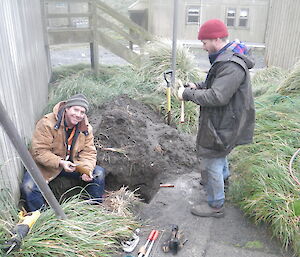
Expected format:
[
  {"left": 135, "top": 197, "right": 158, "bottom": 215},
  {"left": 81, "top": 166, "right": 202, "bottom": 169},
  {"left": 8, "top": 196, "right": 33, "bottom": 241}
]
[{"left": 183, "top": 50, "right": 255, "bottom": 158}]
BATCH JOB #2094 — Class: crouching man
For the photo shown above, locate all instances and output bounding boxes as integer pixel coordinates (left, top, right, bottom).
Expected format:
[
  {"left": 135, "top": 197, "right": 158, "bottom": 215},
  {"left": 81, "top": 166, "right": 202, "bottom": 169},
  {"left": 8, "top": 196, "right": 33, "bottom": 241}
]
[{"left": 21, "top": 94, "right": 105, "bottom": 212}]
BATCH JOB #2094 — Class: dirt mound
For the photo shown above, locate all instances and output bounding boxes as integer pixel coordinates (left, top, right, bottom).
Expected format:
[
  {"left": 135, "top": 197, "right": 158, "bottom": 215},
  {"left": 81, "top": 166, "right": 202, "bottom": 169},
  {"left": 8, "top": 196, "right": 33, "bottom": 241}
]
[{"left": 89, "top": 95, "right": 198, "bottom": 201}]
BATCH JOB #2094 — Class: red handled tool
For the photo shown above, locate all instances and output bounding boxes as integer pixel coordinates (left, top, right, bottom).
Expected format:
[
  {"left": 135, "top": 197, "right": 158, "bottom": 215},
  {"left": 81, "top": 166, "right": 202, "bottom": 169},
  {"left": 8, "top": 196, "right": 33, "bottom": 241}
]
[
  {"left": 160, "top": 184, "right": 175, "bottom": 188},
  {"left": 144, "top": 230, "right": 159, "bottom": 257},
  {"left": 137, "top": 230, "right": 156, "bottom": 257}
]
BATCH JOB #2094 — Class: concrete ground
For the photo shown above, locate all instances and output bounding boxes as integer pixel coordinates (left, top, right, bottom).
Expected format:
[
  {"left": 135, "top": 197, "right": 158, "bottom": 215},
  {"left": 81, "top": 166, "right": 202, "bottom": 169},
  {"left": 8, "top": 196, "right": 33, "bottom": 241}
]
[{"left": 126, "top": 172, "right": 293, "bottom": 257}]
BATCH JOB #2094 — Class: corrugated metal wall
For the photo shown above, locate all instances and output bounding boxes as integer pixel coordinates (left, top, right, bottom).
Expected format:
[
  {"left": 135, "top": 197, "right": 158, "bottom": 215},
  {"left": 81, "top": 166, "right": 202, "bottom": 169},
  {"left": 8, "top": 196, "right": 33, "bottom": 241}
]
[
  {"left": 0, "top": 0, "right": 50, "bottom": 202},
  {"left": 265, "top": 0, "right": 300, "bottom": 69}
]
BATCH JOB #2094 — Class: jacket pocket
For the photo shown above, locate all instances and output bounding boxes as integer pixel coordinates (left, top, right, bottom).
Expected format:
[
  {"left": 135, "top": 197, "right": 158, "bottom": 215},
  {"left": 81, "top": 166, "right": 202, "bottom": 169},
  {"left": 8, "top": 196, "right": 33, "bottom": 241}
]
[
  {"left": 198, "top": 109, "right": 237, "bottom": 152},
  {"left": 215, "top": 110, "right": 237, "bottom": 149},
  {"left": 198, "top": 119, "right": 225, "bottom": 151}
]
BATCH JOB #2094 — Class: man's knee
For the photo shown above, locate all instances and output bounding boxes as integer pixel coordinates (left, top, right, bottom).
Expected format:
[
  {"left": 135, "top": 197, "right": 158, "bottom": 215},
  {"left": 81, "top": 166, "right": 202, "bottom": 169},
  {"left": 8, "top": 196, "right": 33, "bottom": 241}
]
[
  {"left": 21, "top": 176, "right": 38, "bottom": 195},
  {"left": 92, "top": 165, "right": 105, "bottom": 181}
]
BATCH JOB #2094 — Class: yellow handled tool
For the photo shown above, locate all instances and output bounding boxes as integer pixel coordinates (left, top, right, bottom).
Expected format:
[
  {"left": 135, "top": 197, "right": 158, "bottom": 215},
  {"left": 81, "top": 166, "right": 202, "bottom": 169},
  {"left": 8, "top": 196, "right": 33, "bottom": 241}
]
[
  {"left": 164, "top": 70, "right": 173, "bottom": 125},
  {"left": 4, "top": 210, "right": 41, "bottom": 254}
]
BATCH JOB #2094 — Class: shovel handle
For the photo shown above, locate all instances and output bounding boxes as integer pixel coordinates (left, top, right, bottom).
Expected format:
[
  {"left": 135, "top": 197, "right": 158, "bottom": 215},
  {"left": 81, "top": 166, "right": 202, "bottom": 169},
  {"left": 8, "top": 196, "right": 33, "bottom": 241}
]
[
  {"left": 164, "top": 70, "right": 173, "bottom": 85},
  {"left": 180, "top": 101, "right": 184, "bottom": 123}
]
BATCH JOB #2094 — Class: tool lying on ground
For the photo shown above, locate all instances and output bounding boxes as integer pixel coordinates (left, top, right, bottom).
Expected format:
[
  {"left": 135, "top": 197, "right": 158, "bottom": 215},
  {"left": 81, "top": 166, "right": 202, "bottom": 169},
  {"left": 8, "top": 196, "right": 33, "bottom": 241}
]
[
  {"left": 160, "top": 184, "right": 175, "bottom": 188},
  {"left": 164, "top": 70, "right": 173, "bottom": 125},
  {"left": 144, "top": 230, "right": 159, "bottom": 257},
  {"left": 4, "top": 210, "right": 41, "bottom": 255},
  {"left": 162, "top": 225, "right": 186, "bottom": 255},
  {"left": 137, "top": 230, "right": 159, "bottom": 257},
  {"left": 122, "top": 229, "right": 140, "bottom": 253}
]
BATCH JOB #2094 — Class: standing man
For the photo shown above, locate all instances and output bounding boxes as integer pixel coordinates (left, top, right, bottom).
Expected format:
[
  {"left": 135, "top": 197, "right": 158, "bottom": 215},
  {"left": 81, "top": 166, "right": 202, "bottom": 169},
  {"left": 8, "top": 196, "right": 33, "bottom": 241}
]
[
  {"left": 21, "top": 94, "right": 105, "bottom": 212},
  {"left": 178, "top": 19, "right": 255, "bottom": 218}
]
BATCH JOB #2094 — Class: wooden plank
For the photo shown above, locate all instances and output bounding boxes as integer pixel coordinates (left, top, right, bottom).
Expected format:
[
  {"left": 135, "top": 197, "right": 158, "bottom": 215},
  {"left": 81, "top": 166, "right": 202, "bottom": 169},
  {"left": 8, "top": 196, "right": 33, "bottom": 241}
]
[
  {"left": 97, "top": 15, "right": 144, "bottom": 45},
  {"left": 94, "top": 0, "right": 152, "bottom": 41},
  {"left": 90, "top": 0, "right": 99, "bottom": 73},
  {"left": 45, "top": 0, "right": 91, "bottom": 2},
  {"left": 48, "top": 28, "right": 91, "bottom": 32},
  {"left": 96, "top": 30, "right": 140, "bottom": 65},
  {"left": 1, "top": 0, "right": 50, "bottom": 203},
  {"left": 47, "top": 13, "right": 91, "bottom": 18},
  {"left": 48, "top": 29, "right": 92, "bottom": 44}
]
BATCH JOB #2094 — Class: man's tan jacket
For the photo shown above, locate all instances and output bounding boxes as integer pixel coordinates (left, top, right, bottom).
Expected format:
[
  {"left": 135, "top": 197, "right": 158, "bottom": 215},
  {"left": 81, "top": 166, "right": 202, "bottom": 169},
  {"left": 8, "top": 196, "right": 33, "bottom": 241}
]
[{"left": 30, "top": 102, "right": 97, "bottom": 182}]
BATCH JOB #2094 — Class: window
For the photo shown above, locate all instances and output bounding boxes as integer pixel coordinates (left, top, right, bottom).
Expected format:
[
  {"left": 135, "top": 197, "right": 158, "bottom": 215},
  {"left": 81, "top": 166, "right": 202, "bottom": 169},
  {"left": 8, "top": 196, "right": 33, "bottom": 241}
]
[
  {"left": 187, "top": 6, "right": 200, "bottom": 24},
  {"left": 239, "top": 8, "right": 249, "bottom": 27},
  {"left": 226, "top": 8, "right": 236, "bottom": 27},
  {"left": 226, "top": 7, "right": 249, "bottom": 28}
]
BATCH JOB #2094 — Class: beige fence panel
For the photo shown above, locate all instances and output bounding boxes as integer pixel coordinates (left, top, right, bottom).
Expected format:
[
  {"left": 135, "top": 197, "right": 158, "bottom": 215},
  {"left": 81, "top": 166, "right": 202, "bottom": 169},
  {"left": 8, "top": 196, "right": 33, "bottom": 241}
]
[
  {"left": 265, "top": 0, "right": 300, "bottom": 69},
  {"left": 0, "top": 0, "right": 50, "bottom": 202}
]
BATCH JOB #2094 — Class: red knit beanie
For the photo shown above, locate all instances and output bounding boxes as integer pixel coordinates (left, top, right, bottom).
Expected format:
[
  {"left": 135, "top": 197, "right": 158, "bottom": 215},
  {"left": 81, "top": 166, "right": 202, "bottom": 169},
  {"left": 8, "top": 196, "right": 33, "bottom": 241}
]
[{"left": 198, "top": 19, "right": 228, "bottom": 40}]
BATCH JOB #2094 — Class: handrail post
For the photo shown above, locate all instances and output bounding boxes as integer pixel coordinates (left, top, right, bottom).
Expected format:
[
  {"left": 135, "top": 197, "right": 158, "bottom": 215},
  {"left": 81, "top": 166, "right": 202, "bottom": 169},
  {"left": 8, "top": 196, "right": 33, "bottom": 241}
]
[
  {"left": 0, "top": 100, "right": 67, "bottom": 220},
  {"left": 89, "top": 0, "right": 99, "bottom": 74}
]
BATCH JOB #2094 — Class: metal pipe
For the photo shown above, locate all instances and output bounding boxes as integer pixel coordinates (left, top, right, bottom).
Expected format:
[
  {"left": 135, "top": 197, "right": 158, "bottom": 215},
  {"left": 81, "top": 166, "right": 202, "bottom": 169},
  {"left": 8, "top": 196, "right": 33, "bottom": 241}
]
[{"left": 0, "top": 100, "right": 67, "bottom": 219}]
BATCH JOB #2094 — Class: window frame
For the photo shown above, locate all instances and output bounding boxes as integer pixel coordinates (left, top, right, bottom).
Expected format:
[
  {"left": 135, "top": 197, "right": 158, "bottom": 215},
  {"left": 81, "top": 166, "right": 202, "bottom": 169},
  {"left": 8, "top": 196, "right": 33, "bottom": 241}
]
[
  {"left": 226, "top": 7, "right": 236, "bottom": 27},
  {"left": 225, "top": 7, "right": 250, "bottom": 29},
  {"left": 238, "top": 8, "right": 249, "bottom": 28},
  {"left": 186, "top": 5, "right": 200, "bottom": 25}
]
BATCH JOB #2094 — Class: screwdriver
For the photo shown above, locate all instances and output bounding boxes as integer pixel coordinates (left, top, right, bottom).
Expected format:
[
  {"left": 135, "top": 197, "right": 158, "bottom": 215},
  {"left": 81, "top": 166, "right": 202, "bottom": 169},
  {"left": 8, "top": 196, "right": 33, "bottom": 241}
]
[
  {"left": 144, "top": 230, "right": 159, "bottom": 257},
  {"left": 137, "top": 230, "right": 156, "bottom": 257}
]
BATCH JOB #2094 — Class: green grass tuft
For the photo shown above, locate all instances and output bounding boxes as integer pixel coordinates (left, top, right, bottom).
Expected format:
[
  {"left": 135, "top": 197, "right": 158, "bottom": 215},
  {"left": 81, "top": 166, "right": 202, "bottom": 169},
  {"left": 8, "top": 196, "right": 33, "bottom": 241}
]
[
  {"left": 277, "top": 60, "right": 300, "bottom": 96},
  {"left": 229, "top": 64, "right": 300, "bottom": 255},
  {"left": 0, "top": 189, "right": 140, "bottom": 256}
]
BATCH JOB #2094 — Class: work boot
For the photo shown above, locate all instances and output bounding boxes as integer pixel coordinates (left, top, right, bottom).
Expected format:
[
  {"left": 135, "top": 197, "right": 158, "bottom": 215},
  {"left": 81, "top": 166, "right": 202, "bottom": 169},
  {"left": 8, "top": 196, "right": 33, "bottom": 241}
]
[{"left": 190, "top": 204, "right": 224, "bottom": 218}]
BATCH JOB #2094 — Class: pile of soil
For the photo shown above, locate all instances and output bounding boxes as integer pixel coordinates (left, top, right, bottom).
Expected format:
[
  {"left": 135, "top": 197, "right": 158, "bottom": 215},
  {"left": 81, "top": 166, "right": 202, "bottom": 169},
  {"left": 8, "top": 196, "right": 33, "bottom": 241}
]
[{"left": 89, "top": 95, "right": 198, "bottom": 202}]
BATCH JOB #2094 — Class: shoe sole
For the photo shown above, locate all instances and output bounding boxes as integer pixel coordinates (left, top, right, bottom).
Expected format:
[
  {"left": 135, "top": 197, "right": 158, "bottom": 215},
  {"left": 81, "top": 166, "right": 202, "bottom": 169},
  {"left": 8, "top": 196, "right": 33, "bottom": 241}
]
[{"left": 190, "top": 209, "right": 225, "bottom": 218}]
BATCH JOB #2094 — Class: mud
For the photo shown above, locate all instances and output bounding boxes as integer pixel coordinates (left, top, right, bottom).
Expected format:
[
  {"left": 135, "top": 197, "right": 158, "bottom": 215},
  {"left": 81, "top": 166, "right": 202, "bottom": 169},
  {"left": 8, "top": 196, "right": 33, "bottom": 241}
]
[{"left": 89, "top": 95, "right": 198, "bottom": 202}]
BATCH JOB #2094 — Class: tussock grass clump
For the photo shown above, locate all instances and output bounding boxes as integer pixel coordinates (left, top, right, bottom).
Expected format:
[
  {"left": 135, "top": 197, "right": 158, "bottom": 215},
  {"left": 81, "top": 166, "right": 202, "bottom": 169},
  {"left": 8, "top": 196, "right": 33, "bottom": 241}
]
[
  {"left": 229, "top": 66, "right": 300, "bottom": 255},
  {"left": 277, "top": 60, "right": 300, "bottom": 96},
  {"left": 252, "top": 66, "right": 286, "bottom": 97},
  {"left": 45, "top": 65, "right": 157, "bottom": 114},
  {"left": 0, "top": 187, "right": 140, "bottom": 256},
  {"left": 47, "top": 40, "right": 203, "bottom": 131},
  {"left": 138, "top": 39, "right": 205, "bottom": 92},
  {"left": 50, "top": 63, "right": 90, "bottom": 83}
]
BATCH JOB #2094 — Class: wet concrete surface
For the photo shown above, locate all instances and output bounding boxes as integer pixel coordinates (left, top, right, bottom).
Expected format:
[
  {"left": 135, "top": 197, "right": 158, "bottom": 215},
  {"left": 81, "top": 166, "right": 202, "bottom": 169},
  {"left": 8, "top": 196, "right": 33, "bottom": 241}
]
[{"left": 120, "top": 172, "right": 293, "bottom": 257}]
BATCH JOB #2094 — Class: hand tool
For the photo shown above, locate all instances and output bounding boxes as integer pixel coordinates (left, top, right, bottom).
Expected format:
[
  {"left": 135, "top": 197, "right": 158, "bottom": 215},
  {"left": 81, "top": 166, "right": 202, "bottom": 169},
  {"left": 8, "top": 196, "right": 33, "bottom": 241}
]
[
  {"left": 160, "top": 184, "right": 175, "bottom": 188},
  {"left": 162, "top": 225, "right": 186, "bottom": 255},
  {"left": 177, "top": 79, "right": 185, "bottom": 123},
  {"left": 164, "top": 70, "right": 173, "bottom": 125},
  {"left": 144, "top": 230, "right": 159, "bottom": 257},
  {"left": 180, "top": 101, "right": 185, "bottom": 123},
  {"left": 137, "top": 230, "right": 156, "bottom": 257},
  {"left": 4, "top": 210, "right": 41, "bottom": 255},
  {"left": 122, "top": 229, "right": 140, "bottom": 253}
]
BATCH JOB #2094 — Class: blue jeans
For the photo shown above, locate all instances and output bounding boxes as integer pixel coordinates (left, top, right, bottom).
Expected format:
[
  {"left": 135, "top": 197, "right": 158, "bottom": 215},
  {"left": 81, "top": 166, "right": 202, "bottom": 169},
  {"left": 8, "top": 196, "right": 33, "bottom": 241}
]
[
  {"left": 21, "top": 165, "right": 105, "bottom": 212},
  {"left": 200, "top": 157, "right": 230, "bottom": 208}
]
